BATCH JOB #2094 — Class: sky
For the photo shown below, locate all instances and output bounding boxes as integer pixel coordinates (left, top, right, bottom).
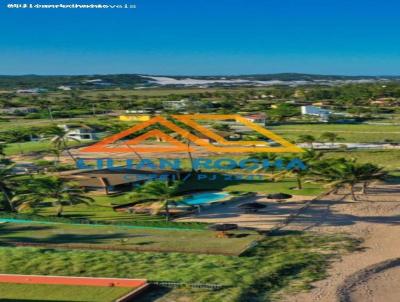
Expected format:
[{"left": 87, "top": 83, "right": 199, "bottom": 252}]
[{"left": 1, "top": 0, "right": 400, "bottom": 75}]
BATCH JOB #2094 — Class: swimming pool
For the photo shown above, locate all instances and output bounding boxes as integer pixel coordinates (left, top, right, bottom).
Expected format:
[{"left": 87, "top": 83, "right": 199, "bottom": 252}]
[{"left": 182, "top": 192, "right": 230, "bottom": 206}]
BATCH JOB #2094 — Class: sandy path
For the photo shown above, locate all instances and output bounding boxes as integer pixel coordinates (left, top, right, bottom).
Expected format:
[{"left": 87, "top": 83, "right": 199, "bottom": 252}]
[
  {"left": 347, "top": 266, "right": 400, "bottom": 302},
  {"left": 281, "top": 182, "right": 400, "bottom": 302}
]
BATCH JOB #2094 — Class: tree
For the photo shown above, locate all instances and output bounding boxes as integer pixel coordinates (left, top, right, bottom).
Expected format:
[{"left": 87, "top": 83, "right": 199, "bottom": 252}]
[
  {"left": 320, "top": 132, "right": 344, "bottom": 148},
  {"left": 312, "top": 159, "right": 386, "bottom": 200},
  {"left": 126, "top": 181, "right": 183, "bottom": 221},
  {"left": 267, "top": 104, "right": 300, "bottom": 122},
  {"left": 283, "top": 150, "right": 322, "bottom": 190},
  {"left": 44, "top": 125, "right": 80, "bottom": 163},
  {"left": 13, "top": 176, "right": 94, "bottom": 216},
  {"left": 297, "top": 134, "right": 317, "bottom": 149},
  {"left": 36, "top": 99, "right": 54, "bottom": 121},
  {"left": 0, "top": 164, "right": 17, "bottom": 211},
  {"left": 250, "top": 153, "right": 279, "bottom": 181}
]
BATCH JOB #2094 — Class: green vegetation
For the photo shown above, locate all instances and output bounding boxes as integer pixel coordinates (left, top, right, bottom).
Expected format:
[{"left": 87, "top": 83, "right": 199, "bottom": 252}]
[
  {"left": 0, "top": 283, "right": 133, "bottom": 302},
  {"left": 181, "top": 174, "right": 322, "bottom": 195},
  {"left": 127, "top": 181, "right": 185, "bottom": 221},
  {"left": 271, "top": 124, "right": 400, "bottom": 143},
  {"left": 0, "top": 221, "right": 259, "bottom": 255},
  {"left": 323, "top": 150, "right": 400, "bottom": 171},
  {"left": 14, "top": 176, "right": 94, "bottom": 216},
  {"left": 0, "top": 232, "right": 358, "bottom": 302},
  {"left": 312, "top": 158, "right": 387, "bottom": 200},
  {"left": 4, "top": 140, "right": 89, "bottom": 156},
  {"left": 1, "top": 80, "right": 398, "bottom": 301}
]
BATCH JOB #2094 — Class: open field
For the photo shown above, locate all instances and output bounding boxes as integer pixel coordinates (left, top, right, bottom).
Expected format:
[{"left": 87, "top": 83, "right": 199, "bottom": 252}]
[
  {"left": 0, "top": 116, "right": 114, "bottom": 131},
  {"left": 323, "top": 149, "right": 400, "bottom": 171},
  {"left": 0, "top": 221, "right": 259, "bottom": 255},
  {"left": 0, "top": 232, "right": 356, "bottom": 302},
  {"left": 3, "top": 140, "right": 92, "bottom": 156},
  {"left": 0, "top": 283, "right": 132, "bottom": 302},
  {"left": 270, "top": 123, "right": 400, "bottom": 143}
]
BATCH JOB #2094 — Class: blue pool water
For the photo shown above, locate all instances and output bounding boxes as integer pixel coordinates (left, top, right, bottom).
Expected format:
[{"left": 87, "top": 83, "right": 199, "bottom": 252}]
[{"left": 182, "top": 192, "right": 230, "bottom": 205}]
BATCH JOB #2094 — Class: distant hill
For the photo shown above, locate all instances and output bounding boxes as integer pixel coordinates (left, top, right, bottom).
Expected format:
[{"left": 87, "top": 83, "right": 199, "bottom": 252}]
[{"left": 0, "top": 73, "right": 398, "bottom": 90}]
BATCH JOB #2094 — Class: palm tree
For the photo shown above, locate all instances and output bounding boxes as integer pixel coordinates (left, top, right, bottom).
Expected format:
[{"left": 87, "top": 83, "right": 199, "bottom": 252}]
[
  {"left": 320, "top": 132, "right": 344, "bottom": 148},
  {"left": 44, "top": 125, "right": 80, "bottom": 163},
  {"left": 13, "top": 176, "right": 94, "bottom": 216},
  {"left": 0, "top": 164, "right": 17, "bottom": 211},
  {"left": 126, "top": 181, "right": 183, "bottom": 221},
  {"left": 312, "top": 159, "right": 386, "bottom": 200},
  {"left": 297, "top": 134, "right": 317, "bottom": 149},
  {"left": 250, "top": 153, "right": 279, "bottom": 181},
  {"left": 283, "top": 150, "right": 322, "bottom": 190},
  {"left": 36, "top": 99, "right": 54, "bottom": 121}
]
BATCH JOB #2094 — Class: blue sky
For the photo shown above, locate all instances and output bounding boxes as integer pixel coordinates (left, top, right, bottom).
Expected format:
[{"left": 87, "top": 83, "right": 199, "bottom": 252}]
[{"left": 1, "top": 0, "right": 400, "bottom": 75}]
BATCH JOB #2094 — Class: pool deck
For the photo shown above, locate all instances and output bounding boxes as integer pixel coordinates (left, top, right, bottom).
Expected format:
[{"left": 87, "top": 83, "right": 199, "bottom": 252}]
[{"left": 175, "top": 194, "right": 315, "bottom": 230}]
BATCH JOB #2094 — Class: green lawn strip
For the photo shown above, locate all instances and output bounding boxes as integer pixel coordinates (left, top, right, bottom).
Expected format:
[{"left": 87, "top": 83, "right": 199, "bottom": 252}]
[
  {"left": 0, "top": 221, "right": 259, "bottom": 255},
  {"left": 4, "top": 140, "right": 90, "bottom": 156},
  {"left": 323, "top": 149, "right": 400, "bottom": 171},
  {"left": 31, "top": 194, "right": 207, "bottom": 229},
  {"left": 0, "top": 283, "right": 132, "bottom": 302},
  {"left": 270, "top": 124, "right": 400, "bottom": 143},
  {"left": 36, "top": 194, "right": 163, "bottom": 223},
  {"left": 0, "top": 232, "right": 358, "bottom": 302}
]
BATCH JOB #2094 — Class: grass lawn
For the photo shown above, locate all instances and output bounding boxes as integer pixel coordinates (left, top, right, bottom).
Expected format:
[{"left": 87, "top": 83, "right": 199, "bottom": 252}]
[
  {"left": 323, "top": 149, "right": 400, "bottom": 171},
  {"left": 181, "top": 173, "right": 323, "bottom": 196},
  {"left": 0, "top": 283, "right": 133, "bottom": 302},
  {"left": 4, "top": 140, "right": 91, "bottom": 156},
  {"left": 270, "top": 123, "right": 400, "bottom": 143},
  {"left": 0, "top": 221, "right": 259, "bottom": 255},
  {"left": 35, "top": 194, "right": 163, "bottom": 223},
  {"left": 0, "top": 232, "right": 358, "bottom": 302}
]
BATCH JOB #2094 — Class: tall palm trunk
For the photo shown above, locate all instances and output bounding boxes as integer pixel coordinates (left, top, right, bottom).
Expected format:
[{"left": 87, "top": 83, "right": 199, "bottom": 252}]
[
  {"left": 270, "top": 168, "right": 276, "bottom": 182},
  {"left": 62, "top": 138, "right": 77, "bottom": 163},
  {"left": 187, "top": 141, "right": 195, "bottom": 172},
  {"left": 47, "top": 107, "right": 54, "bottom": 121},
  {"left": 296, "top": 175, "right": 303, "bottom": 190}
]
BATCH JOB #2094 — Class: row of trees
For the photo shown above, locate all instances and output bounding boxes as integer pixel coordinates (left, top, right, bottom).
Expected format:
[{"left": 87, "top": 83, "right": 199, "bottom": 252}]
[
  {"left": 297, "top": 132, "right": 344, "bottom": 148},
  {"left": 0, "top": 165, "right": 93, "bottom": 216},
  {"left": 252, "top": 150, "right": 386, "bottom": 200}
]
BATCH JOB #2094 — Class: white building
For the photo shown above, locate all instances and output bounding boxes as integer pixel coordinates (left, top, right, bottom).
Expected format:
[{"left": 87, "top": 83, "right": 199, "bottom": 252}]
[
  {"left": 163, "top": 99, "right": 188, "bottom": 110},
  {"left": 58, "top": 85, "right": 72, "bottom": 91},
  {"left": 16, "top": 88, "right": 46, "bottom": 94},
  {"left": 301, "top": 106, "right": 331, "bottom": 122},
  {"left": 58, "top": 124, "right": 99, "bottom": 141}
]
